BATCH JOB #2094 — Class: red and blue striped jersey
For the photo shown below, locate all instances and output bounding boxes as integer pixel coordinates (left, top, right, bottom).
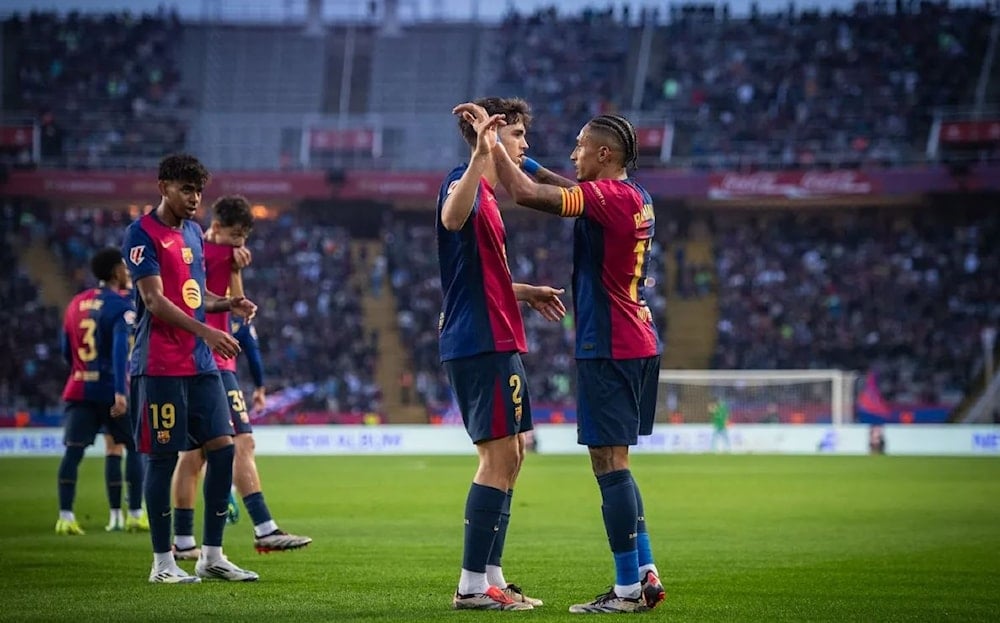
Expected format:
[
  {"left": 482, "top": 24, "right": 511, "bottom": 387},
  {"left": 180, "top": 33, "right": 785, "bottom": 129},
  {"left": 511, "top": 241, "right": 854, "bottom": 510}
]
[
  {"left": 123, "top": 212, "right": 218, "bottom": 376},
  {"left": 60, "top": 287, "right": 134, "bottom": 403},
  {"left": 436, "top": 165, "right": 527, "bottom": 362},
  {"left": 560, "top": 178, "right": 662, "bottom": 360},
  {"left": 204, "top": 240, "right": 237, "bottom": 372}
]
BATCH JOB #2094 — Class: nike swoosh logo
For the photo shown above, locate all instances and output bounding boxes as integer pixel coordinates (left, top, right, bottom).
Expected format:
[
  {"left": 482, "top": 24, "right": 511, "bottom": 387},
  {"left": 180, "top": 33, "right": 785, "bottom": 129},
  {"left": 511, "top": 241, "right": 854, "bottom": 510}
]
[
  {"left": 215, "top": 510, "right": 228, "bottom": 517},
  {"left": 161, "top": 240, "right": 175, "bottom": 248},
  {"left": 161, "top": 511, "right": 171, "bottom": 517}
]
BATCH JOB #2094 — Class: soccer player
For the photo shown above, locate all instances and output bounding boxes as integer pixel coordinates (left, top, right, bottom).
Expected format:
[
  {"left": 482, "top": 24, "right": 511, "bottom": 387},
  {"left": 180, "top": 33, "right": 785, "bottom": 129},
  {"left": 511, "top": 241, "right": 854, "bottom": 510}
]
[
  {"left": 56, "top": 247, "right": 145, "bottom": 535},
  {"left": 710, "top": 398, "right": 731, "bottom": 452},
  {"left": 171, "top": 195, "right": 311, "bottom": 560},
  {"left": 439, "top": 97, "right": 566, "bottom": 611},
  {"left": 456, "top": 103, "right": 667, "bottom": 613},
  {"left": 122, "top": 154, "right": 259, "bottom": 584}
]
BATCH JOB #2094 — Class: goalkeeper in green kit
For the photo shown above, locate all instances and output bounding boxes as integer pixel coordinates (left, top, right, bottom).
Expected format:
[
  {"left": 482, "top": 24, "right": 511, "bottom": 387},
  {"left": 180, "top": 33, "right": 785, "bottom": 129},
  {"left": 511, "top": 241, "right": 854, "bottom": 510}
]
[{"left": 710, "top": 399, "right": 731, "bottom": 453}]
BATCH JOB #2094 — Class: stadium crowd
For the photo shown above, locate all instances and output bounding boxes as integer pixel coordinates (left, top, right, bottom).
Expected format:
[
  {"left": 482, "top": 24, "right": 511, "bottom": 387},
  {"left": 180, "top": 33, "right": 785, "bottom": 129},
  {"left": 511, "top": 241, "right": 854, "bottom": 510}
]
[
  {"left": 240, "top": 214, "right": 381, "bottom": 415},
  {"left": 4, "top": 10, "right": 187, "bottom": 168},
  {"left": 500, "top": 2, "right": 992, "bottom": 167},
  {"left": 0, "top": 202, "right": 65, "bottom": 415},
  {"left": 3, "top": 4, "right": 991, "bottom": 170},
  {"left": 712, "top": 207, "right": 1000, "bottom": 405}
]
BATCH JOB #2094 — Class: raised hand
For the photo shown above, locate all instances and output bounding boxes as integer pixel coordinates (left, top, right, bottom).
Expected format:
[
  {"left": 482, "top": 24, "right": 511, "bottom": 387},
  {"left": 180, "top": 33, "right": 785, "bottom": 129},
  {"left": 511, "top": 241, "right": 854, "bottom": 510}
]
[
  {"left": 453, "top": 102, "right": 506, "bottom": 158},
  {"left": 232, "top": 245, "right": 252, "bottom": 269}
]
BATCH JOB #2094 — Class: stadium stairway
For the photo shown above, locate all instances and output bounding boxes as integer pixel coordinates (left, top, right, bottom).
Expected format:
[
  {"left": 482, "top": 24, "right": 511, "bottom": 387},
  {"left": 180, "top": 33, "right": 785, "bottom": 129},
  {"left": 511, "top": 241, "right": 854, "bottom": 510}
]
[
  {"left": 662, "top": 218, "right": 718, "bottom": 369},
  {"left": 351, "top": 240, "right": 426, "bottom": 423},
  {"left": 18, "top": 241, "right": 73, "bottom": 309}
]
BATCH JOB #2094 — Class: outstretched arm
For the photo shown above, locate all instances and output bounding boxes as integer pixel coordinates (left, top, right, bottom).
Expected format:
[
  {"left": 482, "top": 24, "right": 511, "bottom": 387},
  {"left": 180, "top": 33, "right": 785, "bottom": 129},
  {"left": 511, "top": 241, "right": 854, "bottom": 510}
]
[
  {"left": 491, "top": 140, "right": 567, "bottom": 215},
  {"left": 523, "top": 157, "right": 577, "bottom": 189}
]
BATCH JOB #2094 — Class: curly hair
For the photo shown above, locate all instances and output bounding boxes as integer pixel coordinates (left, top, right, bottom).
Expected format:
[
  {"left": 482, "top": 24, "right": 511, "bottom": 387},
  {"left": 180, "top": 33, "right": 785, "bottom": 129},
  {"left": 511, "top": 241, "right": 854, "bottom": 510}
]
[
  {"left": 158, "top": 153, "right": 210, "bottom": 187},
  {"left": 458, "top": 96, "right": 533, "bottom": 149}
]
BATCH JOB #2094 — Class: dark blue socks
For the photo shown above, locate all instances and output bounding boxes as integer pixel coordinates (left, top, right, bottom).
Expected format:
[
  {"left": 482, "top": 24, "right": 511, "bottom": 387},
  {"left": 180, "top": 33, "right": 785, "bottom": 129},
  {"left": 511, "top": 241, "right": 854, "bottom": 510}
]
[
  {"left": 145, "top": 452, "right": 179, "bottom": 553},
  {"left": 597, "top": 469, "right": 640, "bottom": 587},
  {"left": 202, "top": 444, "right": 234, "bottom": 547},
  {"left": 57, "top": 445, "right": 86, "bottom": 512},
  {"left": 104, "top": 453, "right": 123, "bottom": 509},
  {"left": 462, "top": 483, "right": 506, "bottom": 572}
]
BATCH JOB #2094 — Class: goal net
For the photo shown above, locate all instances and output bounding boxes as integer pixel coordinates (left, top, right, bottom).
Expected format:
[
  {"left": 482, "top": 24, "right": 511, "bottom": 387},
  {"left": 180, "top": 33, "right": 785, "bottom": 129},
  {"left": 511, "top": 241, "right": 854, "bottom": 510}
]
[{"left": 656, "top": 370, "right": 857, "bottom": 426}]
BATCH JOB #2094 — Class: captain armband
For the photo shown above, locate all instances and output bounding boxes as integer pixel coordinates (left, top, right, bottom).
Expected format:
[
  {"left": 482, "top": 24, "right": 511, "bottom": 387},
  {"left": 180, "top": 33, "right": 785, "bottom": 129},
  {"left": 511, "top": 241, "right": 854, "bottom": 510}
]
[{"left": 560, "top": 187, "right": 585, "bottom": 217}]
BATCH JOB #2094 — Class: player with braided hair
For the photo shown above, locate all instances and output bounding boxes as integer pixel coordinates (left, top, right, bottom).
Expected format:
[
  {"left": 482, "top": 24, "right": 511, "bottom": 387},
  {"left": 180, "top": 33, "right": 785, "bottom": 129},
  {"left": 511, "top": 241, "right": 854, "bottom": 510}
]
[{"left": 453, "top": 104, "right": 667, "bottom": 614}]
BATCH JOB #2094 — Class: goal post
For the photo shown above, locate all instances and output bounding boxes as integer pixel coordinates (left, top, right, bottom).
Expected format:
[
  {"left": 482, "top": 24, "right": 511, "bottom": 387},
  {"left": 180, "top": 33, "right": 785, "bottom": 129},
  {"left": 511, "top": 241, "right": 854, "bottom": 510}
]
[{"left": 657, "top": 370, "right": 858, "bottom": 426}]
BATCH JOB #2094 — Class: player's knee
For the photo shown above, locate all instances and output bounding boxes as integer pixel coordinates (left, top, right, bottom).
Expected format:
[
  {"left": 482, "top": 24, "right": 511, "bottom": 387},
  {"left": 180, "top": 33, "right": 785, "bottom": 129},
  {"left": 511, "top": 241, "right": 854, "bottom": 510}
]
[
  {"left": 177, "top": 450, "right": 205, "bottom": 475},
  {"left": 62, "top": 444, "right": 87, "bottom": 463},
  {"left": 588, "top": 446, "right": 627, "bottom": 475},
  {"left": 234, "top": 433, "right": 255, "bottom": 456},
  {"left": 202, "top": 435, "right": 234, "bottom": 452}
]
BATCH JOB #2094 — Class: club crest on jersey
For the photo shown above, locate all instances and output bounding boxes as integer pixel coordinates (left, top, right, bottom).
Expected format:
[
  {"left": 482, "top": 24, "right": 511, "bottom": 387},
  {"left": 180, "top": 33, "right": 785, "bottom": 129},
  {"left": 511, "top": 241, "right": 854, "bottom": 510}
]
[
  {"left": 181, "top": 247, "right": 194, "bottom": 264},
  {"left": 129, "top": 245, "right": 145, "bottom": 265},
  {"left": 156, "top": 430, "right": 170, "bottom": 444}
]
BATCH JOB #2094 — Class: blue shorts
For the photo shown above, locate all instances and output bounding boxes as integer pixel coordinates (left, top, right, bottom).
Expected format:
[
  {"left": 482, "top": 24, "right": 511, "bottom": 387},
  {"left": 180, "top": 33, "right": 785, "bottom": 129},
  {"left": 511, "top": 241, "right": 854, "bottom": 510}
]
[
  {"left": 576, "top": 356, "right": 660, "bottom": 447},
  {"left": 443, "top": 351, "right": 534, "bottom": 444},
  {"left": 130, "top": 373, "right": 234, "bottom": 454},
  {"left": 64, "top": 401, "right": 133, "bottom": 449},
  {"left": 220, "top": 371, "right": 253, "bottom": 435}
]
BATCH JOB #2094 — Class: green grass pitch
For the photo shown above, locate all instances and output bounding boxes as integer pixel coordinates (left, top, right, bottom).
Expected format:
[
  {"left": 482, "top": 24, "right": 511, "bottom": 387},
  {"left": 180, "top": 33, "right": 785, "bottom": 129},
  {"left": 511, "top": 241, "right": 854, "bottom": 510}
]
[{"left": 0, "top": 454, "right": 998, "bottom": 622}]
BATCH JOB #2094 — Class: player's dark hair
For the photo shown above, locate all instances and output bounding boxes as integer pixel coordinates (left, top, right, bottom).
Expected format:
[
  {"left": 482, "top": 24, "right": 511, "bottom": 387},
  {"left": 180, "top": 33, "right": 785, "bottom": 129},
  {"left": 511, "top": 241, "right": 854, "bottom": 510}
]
[
  {"left": 587, "top": 114, "right": 639, "bottom": 170},
  {"left": 459, "top": 96, "right": 533, "bottom": 148},
  {"left": 212, "top": 195, "right": 254, "bottom": 232},
  {"left": 91, "top": 247, "right": 123, "bottom": 283},
  {"left": 158, "top": 153, "right": 210, "bottom": 187}
]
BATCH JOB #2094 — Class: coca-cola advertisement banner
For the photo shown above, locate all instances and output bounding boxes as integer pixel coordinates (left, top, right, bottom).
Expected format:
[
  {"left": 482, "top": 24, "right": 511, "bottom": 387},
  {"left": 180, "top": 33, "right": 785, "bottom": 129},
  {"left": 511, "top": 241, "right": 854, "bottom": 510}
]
[
  {"left": 635, "top": 126, "right": 666, "bottom": 151},
  {"left": 708, "top": 171, "right": 876, "bottom": 199},
  {"left": 939, "top": 120, "right": 1000, "bottom": 145}
]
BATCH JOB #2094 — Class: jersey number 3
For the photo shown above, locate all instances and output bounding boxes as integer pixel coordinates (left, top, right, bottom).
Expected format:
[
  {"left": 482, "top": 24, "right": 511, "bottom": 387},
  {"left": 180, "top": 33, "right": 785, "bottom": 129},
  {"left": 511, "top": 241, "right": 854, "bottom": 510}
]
[{"left": 77, "top": 318, "right": 98, "bottom": 362}]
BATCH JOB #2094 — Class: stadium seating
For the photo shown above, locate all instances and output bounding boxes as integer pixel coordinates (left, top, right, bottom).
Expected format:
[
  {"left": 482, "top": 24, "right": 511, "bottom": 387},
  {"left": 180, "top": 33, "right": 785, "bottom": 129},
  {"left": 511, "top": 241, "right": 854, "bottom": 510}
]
[
  {"left": 4, "top": 10, "right": 187, "bottom": 168},
  {"left": 0, "top": 203, "right": 65, "bottom": 415},
  {"left": 502, "top": 4, "right": 992, "bottom": 167},
  {"left": 711, "top": 207, "right": 1000, "bottom": 406}
]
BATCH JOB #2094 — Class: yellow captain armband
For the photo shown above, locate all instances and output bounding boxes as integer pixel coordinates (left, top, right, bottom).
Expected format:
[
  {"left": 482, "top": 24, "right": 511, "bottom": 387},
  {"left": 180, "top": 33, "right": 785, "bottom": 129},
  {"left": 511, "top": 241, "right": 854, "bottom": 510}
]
[{"left": 560, "top": 186, "right": 585, "bottom": 217}]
